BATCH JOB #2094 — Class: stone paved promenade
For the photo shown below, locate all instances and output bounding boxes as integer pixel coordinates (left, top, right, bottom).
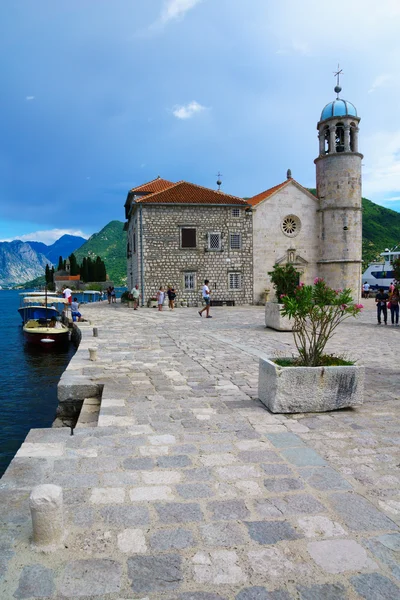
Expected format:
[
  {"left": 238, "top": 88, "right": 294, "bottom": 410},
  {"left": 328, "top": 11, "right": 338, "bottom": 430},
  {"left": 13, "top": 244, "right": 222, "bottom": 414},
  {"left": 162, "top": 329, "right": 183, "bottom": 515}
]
[{"left": 1, "top": 300, "right": 400, "bottom": 599}]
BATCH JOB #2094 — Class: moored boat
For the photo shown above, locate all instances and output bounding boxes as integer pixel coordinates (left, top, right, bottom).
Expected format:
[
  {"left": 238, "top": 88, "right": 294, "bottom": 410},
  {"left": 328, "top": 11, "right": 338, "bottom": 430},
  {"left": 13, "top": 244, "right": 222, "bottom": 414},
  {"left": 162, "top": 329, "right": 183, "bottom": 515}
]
[
  {"left": 22, "top": 319, "right": 70, "bottom": 347},
  {"left": 362, "top": 247, "right": 400, "bottom": 290},
  {"left": 18, "top": 292, "right": 62, "bottom": 322}
]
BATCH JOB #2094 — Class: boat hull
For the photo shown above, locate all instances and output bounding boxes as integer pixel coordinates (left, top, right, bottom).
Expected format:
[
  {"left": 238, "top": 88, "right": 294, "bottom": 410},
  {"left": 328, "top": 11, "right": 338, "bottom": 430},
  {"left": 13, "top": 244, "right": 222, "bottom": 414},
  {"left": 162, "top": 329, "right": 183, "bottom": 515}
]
[{"left": 23, "top": 327, "right": 70, "bottom": 347}]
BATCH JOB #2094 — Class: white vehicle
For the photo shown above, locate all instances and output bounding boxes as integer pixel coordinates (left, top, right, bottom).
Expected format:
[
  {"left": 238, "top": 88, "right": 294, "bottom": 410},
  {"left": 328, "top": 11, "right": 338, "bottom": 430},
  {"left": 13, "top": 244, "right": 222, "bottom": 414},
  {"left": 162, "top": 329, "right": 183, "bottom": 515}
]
[{"left": 362, "top": 247, "right": 400, "bottom": 291}]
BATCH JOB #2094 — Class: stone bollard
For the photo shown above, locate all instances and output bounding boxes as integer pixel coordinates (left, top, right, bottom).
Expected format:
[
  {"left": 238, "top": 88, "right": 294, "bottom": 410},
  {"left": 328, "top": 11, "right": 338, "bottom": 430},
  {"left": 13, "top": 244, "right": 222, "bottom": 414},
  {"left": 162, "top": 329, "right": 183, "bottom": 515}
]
[
  {"left": 93, "top": 327, "right": 98, "bottom": 337},
  {"left": 30, "top": 484, "right": 65, "bottom": 550},
  {"left": 89, "top": 347, "right": 98, "bottom": 361}
]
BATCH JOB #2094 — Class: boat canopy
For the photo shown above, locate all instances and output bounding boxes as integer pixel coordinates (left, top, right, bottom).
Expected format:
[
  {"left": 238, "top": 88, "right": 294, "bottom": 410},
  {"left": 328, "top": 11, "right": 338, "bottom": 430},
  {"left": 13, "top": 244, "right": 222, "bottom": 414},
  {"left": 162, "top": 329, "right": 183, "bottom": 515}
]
[
  {"left": 19, "top": 291, "right": 59, "bottom": 296},
  {"left": 23, "top": 296, "right": 70, "bottom": 304}
]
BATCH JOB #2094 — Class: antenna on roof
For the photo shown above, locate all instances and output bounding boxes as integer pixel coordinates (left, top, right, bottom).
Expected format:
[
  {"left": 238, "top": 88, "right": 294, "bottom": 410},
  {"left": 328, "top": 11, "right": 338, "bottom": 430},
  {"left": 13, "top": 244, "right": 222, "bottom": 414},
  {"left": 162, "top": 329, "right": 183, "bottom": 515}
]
[
  {"left": 333, "top": 64, "right": 343, "bottom": 99},
  {"left": 216, "top": 171, "right": 223, "bottom": 191}
]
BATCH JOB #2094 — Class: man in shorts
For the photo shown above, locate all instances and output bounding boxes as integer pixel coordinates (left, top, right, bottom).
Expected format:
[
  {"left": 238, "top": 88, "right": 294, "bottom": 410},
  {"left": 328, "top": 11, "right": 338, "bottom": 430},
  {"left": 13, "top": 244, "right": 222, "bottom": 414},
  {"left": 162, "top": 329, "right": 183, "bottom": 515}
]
[
  {"left": 198, "top": 279, "right": 212, "bottom": 318},
  {"left": 131, "top": 284, "right": 140, "bottom": 310}
]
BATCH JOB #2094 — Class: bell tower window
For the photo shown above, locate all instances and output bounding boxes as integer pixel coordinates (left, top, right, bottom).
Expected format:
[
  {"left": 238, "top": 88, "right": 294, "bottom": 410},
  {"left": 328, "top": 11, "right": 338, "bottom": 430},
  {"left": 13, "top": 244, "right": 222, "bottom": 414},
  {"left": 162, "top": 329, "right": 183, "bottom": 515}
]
[
  {"left": 324, "top": 127, "right": 330, "bottom": 153},
  {"left": 335, "top": 123, "right": 345, "bottom": 153},
  {"left": 350, "top": 122, "right": 356, "bottom": 152}
]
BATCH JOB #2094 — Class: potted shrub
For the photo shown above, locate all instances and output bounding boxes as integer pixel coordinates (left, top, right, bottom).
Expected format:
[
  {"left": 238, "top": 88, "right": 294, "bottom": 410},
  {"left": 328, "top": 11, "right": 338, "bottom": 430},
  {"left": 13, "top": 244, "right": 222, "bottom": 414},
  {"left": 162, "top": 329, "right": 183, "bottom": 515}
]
[
  {"left": 147, "top": 296, "right": 158, "bottom": 308},
  {"left": 265, "top": 264, "right": 299, "bottom": 331},
  {"left": 259, "top": 278, "right": 364, "bottom": 413}
]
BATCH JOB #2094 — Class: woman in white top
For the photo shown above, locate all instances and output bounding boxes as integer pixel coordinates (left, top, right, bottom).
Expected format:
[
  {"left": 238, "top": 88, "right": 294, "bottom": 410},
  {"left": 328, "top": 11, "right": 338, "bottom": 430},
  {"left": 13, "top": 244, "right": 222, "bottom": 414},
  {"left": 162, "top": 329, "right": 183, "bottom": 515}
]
[{"left": 198, "top": 279, "right": 212, "bottom": 318}]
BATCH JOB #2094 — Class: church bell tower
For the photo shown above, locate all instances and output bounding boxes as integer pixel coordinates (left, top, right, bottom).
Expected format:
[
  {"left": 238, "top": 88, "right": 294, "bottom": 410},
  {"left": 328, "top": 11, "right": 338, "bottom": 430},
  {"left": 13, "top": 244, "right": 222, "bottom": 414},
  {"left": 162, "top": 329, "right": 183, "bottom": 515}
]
[{"left": 315, "top": 69, "right": 363, "bottom": 299}]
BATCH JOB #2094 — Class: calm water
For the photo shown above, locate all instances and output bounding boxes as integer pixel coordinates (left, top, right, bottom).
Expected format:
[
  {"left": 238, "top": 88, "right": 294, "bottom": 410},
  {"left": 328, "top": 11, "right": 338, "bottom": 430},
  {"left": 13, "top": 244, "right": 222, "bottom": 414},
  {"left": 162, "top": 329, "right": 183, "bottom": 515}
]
[{"left": 0, "top": 290, "right": 76, "bottom": 477}]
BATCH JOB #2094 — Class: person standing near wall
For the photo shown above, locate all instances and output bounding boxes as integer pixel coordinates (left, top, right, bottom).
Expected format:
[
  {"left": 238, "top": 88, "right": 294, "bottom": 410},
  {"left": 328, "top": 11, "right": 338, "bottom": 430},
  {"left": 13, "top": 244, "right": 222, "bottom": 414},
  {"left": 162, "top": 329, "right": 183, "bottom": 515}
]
[
  {"left": 198, "top": 279, "right": 212, "bottom": 318},
  {"left": 157, "top": 286, "right": 165, "bottom": 311},
  {"left": 131, "top": 284, "right": 140, "bottom": 310},
  {"left": 167, "top": 285, "right": 176, "bottom": 310}
]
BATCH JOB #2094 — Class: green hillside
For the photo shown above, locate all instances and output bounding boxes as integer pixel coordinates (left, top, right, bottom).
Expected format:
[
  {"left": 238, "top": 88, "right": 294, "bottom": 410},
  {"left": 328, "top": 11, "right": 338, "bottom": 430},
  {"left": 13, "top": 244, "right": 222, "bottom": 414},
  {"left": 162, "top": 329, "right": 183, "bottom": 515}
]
[
  {"left": 74, "top": 221, "right": 127, "bottom": 285},
  {"left": 308, "top": 190, "right": 400, "bottom": 267}
]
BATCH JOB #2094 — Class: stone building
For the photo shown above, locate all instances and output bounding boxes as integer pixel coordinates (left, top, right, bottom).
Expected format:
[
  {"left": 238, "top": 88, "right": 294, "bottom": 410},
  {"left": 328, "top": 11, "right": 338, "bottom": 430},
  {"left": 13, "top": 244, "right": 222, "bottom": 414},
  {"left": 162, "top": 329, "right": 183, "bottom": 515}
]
[
  {"left": 124, "top": 83, "right": 362, "bottom": 304},
  {"left": 125, "top": 180, "right": 253, "bottom": 305}
]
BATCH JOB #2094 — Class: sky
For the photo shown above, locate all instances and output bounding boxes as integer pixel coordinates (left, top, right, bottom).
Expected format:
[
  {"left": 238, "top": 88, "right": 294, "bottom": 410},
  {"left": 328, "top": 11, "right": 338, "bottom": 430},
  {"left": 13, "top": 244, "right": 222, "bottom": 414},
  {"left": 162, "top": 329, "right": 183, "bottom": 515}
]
[{"left": 1, "top": 0, "right": 400, "bottom": 244}]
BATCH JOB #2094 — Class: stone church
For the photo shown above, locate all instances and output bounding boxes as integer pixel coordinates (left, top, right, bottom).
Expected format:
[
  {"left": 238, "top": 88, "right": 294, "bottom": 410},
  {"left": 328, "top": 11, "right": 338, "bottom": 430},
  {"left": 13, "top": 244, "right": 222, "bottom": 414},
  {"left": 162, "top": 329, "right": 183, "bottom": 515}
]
[{"left": 124, "top": 85, "right": 362, "bottom": 305}]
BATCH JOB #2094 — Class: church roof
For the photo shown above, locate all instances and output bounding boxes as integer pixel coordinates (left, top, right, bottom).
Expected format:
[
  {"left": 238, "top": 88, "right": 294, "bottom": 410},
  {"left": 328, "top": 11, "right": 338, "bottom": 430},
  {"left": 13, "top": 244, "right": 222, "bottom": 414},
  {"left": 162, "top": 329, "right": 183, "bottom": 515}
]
[
  {"left": 248, "top": 178, "right": 317, "bottom": 206},
  {"left": 135, "top": 181, "right": 248, "bottom": 206},
  {"left": 320, "top": 99, "right": 357, "bottom": 122}
]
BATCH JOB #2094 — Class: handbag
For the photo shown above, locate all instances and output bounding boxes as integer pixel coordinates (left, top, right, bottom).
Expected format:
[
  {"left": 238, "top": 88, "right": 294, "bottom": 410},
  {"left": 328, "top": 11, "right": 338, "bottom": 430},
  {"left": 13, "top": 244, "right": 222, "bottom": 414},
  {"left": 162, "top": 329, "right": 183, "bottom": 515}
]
[{"left": 387, "top": 302, "right": 391, "bottom": 309}]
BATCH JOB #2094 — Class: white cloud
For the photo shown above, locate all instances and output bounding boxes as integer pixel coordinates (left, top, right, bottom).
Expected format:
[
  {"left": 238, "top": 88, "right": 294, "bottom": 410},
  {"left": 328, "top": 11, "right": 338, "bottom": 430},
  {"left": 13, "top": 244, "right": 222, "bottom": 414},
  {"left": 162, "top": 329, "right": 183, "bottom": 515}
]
[
  {"left": 0, "top": 229, "right": 90, "bottom": 245},
  {"left": 160, "top": 0, "right": 203, "bottom": 24},
  {"left": 382, "top": 196, "right": 400, "bottom": 202},
  {"left": 172, "top": 100, "right": 206, "bottom": 119},
  {"left": 368, "top": 74, "right": 392, "bottom": 94},
  {"left": 362, "top": 130, "right": 400, "bottom": 201},
  {"left": 25, "top": 96, "right": 35, "bottom": 101}
]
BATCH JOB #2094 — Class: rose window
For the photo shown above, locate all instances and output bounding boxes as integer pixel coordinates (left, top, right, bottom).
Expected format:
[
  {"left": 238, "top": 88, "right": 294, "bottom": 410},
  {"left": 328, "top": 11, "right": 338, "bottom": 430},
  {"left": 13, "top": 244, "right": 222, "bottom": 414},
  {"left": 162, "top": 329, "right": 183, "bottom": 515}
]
[{"left": 282, "top": 215, "right": 301, "bottom": 237}]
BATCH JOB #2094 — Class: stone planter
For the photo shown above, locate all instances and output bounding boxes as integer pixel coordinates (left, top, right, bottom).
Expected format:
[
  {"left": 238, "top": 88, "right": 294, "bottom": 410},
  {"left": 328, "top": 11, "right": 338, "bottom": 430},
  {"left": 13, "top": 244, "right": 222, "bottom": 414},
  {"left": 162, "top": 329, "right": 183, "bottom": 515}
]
[
  {"left": 128, "top": 301, "right": 135, "bottom": 309},
  {"left": 265, "top": 302, "right": 294, "bottom": 331},
  {"left": 147, "top": 299, "right": 158, "bottom": 308},
  {"left": 258, "top": 357, "right": 364, "bottom": 413}
]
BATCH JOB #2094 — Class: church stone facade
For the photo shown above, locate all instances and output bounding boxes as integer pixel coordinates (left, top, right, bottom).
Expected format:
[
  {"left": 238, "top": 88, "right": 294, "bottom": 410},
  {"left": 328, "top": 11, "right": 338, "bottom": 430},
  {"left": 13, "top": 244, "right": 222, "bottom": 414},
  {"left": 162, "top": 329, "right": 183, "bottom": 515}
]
[{"left": 124, "top": 87, "right": 362, "bottom": 305}]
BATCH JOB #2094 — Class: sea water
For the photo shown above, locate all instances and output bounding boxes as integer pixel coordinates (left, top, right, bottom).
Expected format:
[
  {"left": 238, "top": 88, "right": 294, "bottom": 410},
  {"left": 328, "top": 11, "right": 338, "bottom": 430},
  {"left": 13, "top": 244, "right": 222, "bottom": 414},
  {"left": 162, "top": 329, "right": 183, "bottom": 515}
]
[{"left": 0, "top": 290, "right": 76, "bottom": 477}]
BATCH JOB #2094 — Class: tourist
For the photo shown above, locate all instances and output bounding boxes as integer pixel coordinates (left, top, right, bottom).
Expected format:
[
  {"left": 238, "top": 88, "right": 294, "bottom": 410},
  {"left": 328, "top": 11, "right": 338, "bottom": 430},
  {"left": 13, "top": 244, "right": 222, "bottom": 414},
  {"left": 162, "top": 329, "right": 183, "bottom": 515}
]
[
  {"left": 71, "top": 297, "right": 82, "bottom": 322},
  {"left": 107, "top": 286, "right": 112, "bottom": 304},
  {"left": 167, "top": 285, "right": 176, "bottom": 310},
  {"left": 362, "top": 281, "right": 370, "bottom": 299},
  {"left": 389, "top": 287, "right": 399, "bottom": 326},
  {"left": 389, "top": 281, "right": 395, "bottom": 297},
  {"left": 375, "top": 287, "right": 389, "bottom": 325},
  {"left": 131, "top": 284, "right": 140, "bottom": 310},
  {"left": 157, "top": 286, "right": 165, "bottom": 311},
  {"left": 111, "top": 286, "right": 116, "bottom": 303},
  {"left": 63, "top": 285, "right": 72, "bottom": 304},
  {"left": 198, "top": 279, "right": 212, "bottom": 318}
]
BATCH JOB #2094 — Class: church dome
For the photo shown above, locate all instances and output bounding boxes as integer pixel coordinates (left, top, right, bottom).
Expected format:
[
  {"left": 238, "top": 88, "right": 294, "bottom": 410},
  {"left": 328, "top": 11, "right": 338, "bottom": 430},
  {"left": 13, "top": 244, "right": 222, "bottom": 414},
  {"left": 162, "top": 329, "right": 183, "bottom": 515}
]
[{"left": 320, "top": 99, "right": 357, "bottom": 122}]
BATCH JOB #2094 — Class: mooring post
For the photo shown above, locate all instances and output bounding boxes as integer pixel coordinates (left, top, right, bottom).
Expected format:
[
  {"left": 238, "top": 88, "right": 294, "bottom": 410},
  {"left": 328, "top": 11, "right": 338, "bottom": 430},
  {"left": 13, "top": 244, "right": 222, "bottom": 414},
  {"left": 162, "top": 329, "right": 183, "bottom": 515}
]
[
  {"left": 93, "top": 327, "right": 98, "bottom": 337},
  {"left": 29, "top": 484, "right": 64, "bottom": 550},
  {"left": 89, "top": 347, "right": 98, "bottom": 361}
]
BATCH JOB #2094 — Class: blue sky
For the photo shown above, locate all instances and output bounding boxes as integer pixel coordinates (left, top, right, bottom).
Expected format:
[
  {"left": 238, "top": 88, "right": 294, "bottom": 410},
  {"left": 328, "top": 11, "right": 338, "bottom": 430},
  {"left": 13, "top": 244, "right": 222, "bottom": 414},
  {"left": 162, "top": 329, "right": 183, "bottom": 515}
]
[{"left": 1, "top": 0, "right": 400, "bottom": 244}]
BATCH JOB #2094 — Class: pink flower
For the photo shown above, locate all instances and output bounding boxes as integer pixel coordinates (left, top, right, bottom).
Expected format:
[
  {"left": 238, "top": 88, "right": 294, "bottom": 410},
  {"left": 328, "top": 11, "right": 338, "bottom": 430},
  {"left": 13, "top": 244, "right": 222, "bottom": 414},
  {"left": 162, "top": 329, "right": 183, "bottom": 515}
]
[
  {"left": 299, "top": 282, "right": 305, "bottom": 287},
  {"left": 314, "top": 277, "right": 323, "bottom": 285},
  {"left": 355, "top": 303, "right": 364, "bottom": 309},
  {"left": 280, "top": 294, "right": 286, "bottom": 299},
  {"left": 340, "top": 304, "right": 348, "bottom": 310}
]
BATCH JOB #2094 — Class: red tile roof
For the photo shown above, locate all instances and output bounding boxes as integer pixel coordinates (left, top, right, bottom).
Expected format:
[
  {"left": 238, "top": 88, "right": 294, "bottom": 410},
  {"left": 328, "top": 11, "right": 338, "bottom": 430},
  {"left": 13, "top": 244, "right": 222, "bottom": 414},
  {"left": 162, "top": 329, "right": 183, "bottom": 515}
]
[
  {"left": 129, "top": 177, "right": 176, "bottom": 195},
  {"left": 248, "top": 180, "right": 291, "bottom": 206},
  {"left": 248, "top": 178, "right": 318, "bottom": 206},
  {"left": 135, "top": 181, "right": 248, "bottom": 206}
]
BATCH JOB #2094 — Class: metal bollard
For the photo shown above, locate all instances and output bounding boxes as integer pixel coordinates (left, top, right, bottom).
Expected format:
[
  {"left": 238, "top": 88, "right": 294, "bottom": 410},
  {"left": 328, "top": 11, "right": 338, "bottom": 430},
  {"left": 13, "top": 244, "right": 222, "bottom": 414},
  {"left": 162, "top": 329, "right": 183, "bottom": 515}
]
[
  {"left": 93, "top": 327, "right": 98, "bottom": 337},
  {"left": 89, "top": 347, "right": 98, "bottom": 361},
  {"left": 30, "top": 484, "right": 64, "bottom": 550}
]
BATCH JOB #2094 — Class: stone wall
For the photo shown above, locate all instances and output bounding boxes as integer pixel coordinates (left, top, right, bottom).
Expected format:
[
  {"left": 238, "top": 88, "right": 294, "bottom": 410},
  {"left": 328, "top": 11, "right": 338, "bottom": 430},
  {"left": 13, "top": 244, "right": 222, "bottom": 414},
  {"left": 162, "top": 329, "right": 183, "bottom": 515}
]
[
  {"left": 252, "top": 182, "right": 319, "bottom": 303},
  {"left": 129, "top": 204, "right": 253, "bottom": 305}
]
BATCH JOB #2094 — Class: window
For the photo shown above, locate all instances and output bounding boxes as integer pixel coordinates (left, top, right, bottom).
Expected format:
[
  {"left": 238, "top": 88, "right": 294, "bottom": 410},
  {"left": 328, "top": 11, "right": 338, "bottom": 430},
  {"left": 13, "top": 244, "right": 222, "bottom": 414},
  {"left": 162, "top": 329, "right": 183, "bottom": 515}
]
[
  {"left": 232, "top": 208, "right": 240, "bottom": 218},
  {"left": 282, "top": 214, "right": 301, "bottom": 237},
  {"left": 181, "top": 228, "right": 196, "bottom": 248},
  {"left": 184, "top": 272, "right": 196, "bottom": 289},
  {"left": 208, "top": 232, "right": 221, "bottom": 250},
  {"left": 133, "top": 231, "right": 136, "bottom": 253},
  {"left": 229, "top": 273, "right": 242, "bottom": 290},
  {"left": 335, "top": 122, "right": 345, "bottom": 153},
  {"left": 230, "top": 233, "right": 241, "bottom": 250}
]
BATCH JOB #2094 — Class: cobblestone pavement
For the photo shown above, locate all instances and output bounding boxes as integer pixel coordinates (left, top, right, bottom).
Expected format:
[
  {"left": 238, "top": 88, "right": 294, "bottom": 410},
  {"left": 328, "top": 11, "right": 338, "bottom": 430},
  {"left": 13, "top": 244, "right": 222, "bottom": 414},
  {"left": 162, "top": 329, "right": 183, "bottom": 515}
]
[{"left": 1, "top": 300, "right": 399, "bottom": 599}]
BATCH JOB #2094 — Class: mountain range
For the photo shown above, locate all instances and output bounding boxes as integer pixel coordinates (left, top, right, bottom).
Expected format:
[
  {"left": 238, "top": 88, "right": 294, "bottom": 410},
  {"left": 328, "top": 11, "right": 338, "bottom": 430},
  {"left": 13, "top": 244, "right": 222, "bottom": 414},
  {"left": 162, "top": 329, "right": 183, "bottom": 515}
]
[
  {"left": 3, "top": 197, "right": 400, "bottom": 287},
  {"left": 0, "top": 234, "right": 86, "bottom": 286}
]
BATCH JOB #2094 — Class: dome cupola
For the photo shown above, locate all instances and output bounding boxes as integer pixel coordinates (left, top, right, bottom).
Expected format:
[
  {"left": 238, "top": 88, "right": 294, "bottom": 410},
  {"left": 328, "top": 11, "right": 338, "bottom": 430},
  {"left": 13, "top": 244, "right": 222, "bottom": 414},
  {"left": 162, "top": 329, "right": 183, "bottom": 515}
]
[{"left": 320, "top": 99, "right": 357, "bottom": 122}]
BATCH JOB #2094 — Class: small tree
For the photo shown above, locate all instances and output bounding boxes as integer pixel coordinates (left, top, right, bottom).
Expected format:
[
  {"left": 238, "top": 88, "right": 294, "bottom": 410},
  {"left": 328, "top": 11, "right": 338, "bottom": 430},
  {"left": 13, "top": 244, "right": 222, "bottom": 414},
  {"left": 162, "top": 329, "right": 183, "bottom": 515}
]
[
  {"left": 57, "top": 256, "right": 63, "bottom": 271},
  {"left": 268, "top": 264, "right": 299, "bottom": 301},
  {"left": 280, "top": 278, "right": 363, "bottom": 367},
  {"left": 69, "top": 253, "right": 79, "bottom": 276}
]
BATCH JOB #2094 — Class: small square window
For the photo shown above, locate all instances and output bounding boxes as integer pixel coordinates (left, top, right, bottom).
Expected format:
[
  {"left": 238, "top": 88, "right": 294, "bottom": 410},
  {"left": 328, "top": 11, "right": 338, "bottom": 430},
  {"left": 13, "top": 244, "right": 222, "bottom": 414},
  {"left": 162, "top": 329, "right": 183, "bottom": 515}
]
[
  {"left": 230, "top": 233, "right": 241, "bottom": 250},
  {"left": 208, "top": 232, "right": 221, "bottom": 250},
  {"left": 181, "top": 228, "right": 196, "bottom": 248},
  {"left": 229, "top": 273, "right": 242, "bottom": 290},
  {"left": 184, "top": 272, "right": 196, "bottom": 289},
  {"left": 232, "top": 208, "right": 240, "bottom": 217}
]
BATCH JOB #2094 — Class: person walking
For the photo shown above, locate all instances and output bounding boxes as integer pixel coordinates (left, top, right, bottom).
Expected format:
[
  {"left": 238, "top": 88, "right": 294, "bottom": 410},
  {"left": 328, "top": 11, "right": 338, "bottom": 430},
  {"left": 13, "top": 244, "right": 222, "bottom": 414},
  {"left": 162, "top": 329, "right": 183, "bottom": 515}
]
[
  {"left": 198, "top": 279, "right": 212, "bottom": 318},
  {"left": 131, "top": 284, "right": 140, "bottom": 310},
  {"left": 375, "top": 287, "right": 389, "bottom": 325},
  {"left": 157, "top": 286, "right": 165, "bottom": 311},
  {"left": 111, "top": 287, "right": 116, "bottom": 303},
  {"left": 107, "top": 286, "right": 112, "bottom": 304},
  {"left": 362, "top": 281, "right": 370, "bottom": 299},
  {"left": 389, "top": 287, "right": 399, "bottom": 326},
  {"left": 167, "top": 285, "right": 176, "bottom": 310}
]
